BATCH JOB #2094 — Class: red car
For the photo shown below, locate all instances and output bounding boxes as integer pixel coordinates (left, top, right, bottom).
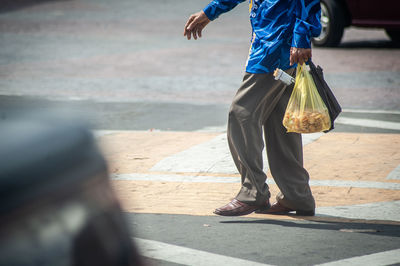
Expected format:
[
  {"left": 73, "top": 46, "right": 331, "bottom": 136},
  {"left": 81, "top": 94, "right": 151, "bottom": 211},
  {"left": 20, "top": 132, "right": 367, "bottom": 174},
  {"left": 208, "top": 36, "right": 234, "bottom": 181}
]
[{"left": 312, "top": 0, "right": 400, "bottom": 46}]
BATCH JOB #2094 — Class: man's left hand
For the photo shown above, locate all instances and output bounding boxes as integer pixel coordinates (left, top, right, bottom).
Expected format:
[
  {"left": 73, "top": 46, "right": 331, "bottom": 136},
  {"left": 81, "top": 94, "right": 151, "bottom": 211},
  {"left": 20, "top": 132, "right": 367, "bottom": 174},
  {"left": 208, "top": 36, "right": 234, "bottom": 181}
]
[{"left": 290, "top": 47, "right": 311, "bottom": 65}]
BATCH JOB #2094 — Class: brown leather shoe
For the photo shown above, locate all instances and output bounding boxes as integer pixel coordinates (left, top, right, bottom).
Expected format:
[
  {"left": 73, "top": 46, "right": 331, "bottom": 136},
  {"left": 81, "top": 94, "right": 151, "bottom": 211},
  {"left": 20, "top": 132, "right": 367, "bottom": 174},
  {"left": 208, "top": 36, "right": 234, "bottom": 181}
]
[
  {"left": 256, "top": 201, "right": 315, "bottom": 216},
  {"left": 214, "top": 199, "right": 266, "bottom": 216}
]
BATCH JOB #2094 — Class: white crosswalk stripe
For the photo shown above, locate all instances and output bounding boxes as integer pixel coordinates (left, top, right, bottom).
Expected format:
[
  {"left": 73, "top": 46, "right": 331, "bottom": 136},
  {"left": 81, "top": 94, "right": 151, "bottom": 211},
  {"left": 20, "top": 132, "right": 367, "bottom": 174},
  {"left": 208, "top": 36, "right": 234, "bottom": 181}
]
[
  {"left": 335, "top": 117, "right": 400, "bottom": 130},
  {"left": 316, "top": 248, "right": 400, "bottom": 266},
  {"left": 134, "top": 238, "right": 273, "bottom": 266}
]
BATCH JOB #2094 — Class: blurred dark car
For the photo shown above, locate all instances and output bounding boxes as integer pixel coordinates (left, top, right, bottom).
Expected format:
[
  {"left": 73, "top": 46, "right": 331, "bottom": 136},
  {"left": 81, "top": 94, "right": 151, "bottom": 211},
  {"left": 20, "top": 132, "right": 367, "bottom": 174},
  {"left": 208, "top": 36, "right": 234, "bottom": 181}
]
[{"left": 312, "top": 0, "right": 400, "bottom": 46}]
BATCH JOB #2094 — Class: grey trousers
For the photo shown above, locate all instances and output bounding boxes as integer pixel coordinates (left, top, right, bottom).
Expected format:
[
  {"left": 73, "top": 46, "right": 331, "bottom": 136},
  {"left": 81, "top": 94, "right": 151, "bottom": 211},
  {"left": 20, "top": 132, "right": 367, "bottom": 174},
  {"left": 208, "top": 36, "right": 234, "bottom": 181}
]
[{"left": 227, "top": 69, "right": 315, "bottom": 211}]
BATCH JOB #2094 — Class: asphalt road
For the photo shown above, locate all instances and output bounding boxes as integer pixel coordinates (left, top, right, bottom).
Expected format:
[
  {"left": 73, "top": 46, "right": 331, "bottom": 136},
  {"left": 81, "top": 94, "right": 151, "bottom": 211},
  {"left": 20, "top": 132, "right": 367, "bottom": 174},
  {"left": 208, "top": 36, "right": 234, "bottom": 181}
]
[
  {"left": 1, "top": 0, "right": 399, "bottom": 133},
  {"left": 128, "top": 213, "right": 400, "bottom": 266},
  {"left": 1, "top": 0, "right": 400, "bottom": 265}
]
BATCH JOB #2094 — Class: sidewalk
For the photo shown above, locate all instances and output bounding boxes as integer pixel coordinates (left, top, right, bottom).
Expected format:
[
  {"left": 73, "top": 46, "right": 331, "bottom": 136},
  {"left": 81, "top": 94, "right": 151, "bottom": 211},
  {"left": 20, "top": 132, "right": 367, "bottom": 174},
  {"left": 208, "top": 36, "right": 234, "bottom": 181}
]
[{"left": 97, "top": 130, "right": 400, "bottom": 224}]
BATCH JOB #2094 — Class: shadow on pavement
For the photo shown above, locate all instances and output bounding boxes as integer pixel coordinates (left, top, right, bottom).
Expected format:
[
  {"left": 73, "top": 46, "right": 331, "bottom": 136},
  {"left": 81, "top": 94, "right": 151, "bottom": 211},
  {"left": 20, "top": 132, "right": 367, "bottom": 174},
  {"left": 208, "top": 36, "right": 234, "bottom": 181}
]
[
  {"left": 338, "top": 40, "right": 400, "bottom": 49},
  {"left": 220, "top": 218, "right": 400, "bottom": 238},
  {"left": 0, "top": 110, "right": 144, "bottom": 266},
  {"left": 0, "top": 0, "right": 71, "bottom": 13}
]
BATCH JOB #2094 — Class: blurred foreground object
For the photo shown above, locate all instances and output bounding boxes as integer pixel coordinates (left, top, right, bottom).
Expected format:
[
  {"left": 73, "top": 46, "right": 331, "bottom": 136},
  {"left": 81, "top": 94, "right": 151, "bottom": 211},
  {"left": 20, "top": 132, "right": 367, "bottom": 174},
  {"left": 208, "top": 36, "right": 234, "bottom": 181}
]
[
  {"left": 0, "top": 112, "right": 143, "bottom": 266},
  {"left": 313, "top": 0, "right": 400, "bottom": 47}
]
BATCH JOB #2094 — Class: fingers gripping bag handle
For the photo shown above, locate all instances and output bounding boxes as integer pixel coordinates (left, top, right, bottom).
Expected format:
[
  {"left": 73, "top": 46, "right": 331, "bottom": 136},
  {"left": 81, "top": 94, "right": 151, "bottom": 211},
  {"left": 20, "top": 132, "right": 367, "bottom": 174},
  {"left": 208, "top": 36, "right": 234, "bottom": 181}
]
[{"left": 282, "top": 64, "right": 331, "bottom": 133}]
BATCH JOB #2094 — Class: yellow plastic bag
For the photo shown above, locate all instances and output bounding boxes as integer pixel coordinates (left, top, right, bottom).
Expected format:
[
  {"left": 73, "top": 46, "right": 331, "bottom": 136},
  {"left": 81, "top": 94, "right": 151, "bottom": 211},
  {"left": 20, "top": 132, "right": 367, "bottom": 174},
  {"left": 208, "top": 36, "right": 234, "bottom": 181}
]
[{"left": 283, "top": 64, "right": 331, "bottom": 133}]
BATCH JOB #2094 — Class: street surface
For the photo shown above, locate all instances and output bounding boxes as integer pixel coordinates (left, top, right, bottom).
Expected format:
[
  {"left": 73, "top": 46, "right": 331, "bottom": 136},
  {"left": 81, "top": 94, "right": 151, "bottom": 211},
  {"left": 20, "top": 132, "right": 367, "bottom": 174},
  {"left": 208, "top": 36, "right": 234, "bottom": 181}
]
[{"left": 1, "top": 0, "right": 400, "bottom": 265}]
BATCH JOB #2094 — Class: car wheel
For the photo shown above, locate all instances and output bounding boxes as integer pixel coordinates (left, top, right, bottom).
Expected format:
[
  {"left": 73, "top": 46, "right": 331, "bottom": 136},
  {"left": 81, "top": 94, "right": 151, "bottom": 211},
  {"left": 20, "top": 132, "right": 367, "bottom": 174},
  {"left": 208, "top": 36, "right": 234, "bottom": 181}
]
[
  {"left": 312, "top": 0, "right": 345, "bottom": 47},
  {"left": 386, "top": 29, "right": 400, "bottom": 43}
]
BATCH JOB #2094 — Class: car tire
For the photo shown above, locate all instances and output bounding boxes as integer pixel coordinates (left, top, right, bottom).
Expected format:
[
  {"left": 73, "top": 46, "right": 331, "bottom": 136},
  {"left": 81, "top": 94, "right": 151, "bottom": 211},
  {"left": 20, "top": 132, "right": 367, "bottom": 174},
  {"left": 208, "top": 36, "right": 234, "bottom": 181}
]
[
  {"left": 386, "top": 29, "right": 400, "bottom": 43},
  {"left": 312, "top": 0, "right": 346, "bottom": 47}
]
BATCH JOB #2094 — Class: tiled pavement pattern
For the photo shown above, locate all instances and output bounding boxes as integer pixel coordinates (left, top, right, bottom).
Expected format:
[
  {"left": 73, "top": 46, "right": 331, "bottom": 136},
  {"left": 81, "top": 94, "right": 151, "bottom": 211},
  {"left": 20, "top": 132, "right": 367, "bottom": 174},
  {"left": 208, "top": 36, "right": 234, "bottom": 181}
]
[{"left": 98, "top": 130, "right": 400, "bottom": 224}]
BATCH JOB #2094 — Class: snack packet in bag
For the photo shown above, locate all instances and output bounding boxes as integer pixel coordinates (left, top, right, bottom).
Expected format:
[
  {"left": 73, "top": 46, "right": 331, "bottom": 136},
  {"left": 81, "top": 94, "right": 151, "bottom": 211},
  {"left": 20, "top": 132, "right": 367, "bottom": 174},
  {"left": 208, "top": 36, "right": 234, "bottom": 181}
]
[{"left": 283, "top": 64, "right": 331, "bottom": 133}]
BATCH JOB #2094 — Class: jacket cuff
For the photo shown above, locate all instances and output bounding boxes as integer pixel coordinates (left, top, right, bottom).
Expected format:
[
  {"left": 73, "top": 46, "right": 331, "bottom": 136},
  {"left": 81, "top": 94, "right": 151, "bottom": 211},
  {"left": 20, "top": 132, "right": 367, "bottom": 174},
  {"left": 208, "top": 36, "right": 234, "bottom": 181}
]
[
  {"left": 292, "top": 32, "right": 311, "bottom": 48},
  {"left": 203, "top": 4, "right": 218, "bottom": 21}
]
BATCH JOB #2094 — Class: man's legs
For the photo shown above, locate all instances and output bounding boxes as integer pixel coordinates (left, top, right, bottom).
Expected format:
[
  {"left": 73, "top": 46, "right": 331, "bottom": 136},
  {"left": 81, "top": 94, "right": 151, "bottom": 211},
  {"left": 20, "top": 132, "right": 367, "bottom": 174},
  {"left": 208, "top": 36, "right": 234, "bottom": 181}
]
[
  {"left": 214, "top": 69, "right": 315, "bottom": 216},
  {"left": 223, "top": 71, "right": 293, "bottom": 205}
]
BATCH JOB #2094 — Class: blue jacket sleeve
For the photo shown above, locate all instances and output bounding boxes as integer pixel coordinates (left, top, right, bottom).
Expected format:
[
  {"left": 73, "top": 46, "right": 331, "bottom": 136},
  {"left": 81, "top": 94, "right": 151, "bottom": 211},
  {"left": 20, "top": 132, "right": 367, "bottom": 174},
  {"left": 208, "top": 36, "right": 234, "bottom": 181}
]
[
  {"left": 292, "top": 0, "right": 322, "bottom": 48},
  {"left": 203, "top": 0, "right": 246, "bottom": 21}
]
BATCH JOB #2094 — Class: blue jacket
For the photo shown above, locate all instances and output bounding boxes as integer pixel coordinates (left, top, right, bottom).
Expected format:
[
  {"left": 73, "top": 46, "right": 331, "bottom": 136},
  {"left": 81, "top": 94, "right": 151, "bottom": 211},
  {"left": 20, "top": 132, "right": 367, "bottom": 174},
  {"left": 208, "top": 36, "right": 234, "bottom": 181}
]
[{"left": 203, "top": 0, "right": 321, "bottom": 73}]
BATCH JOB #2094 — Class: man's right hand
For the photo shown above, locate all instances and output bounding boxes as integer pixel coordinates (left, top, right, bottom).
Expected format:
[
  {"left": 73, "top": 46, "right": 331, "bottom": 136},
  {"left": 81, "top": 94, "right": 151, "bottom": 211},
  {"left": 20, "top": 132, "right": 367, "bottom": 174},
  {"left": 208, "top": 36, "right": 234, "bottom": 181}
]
[{"left": 183, "top": 11, "right": 210, "bottom": 40}]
